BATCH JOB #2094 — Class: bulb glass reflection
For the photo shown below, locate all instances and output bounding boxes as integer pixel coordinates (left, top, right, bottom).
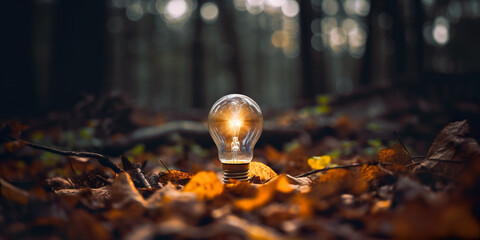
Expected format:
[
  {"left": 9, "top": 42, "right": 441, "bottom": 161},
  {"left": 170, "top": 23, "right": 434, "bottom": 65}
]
[{"left": 208, "top": 94, "right": 263, "bottom": 164}]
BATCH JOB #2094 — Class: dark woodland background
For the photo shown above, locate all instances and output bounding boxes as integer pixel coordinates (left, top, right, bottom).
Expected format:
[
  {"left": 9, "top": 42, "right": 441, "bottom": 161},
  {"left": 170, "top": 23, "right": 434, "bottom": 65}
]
[{"left": 1, "top": 0, "right": 480, "bottom": 119}]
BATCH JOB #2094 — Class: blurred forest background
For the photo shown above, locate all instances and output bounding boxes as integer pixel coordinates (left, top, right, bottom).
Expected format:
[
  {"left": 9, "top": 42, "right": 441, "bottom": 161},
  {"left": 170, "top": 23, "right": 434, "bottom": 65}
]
[{"left": 1, "top": 0, "right": 480, "bottom": 119}]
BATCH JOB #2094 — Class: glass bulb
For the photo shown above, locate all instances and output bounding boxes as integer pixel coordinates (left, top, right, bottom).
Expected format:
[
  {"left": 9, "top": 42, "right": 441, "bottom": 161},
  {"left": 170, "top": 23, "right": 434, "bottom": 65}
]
[{"left": 208, "top": 94, "right": 263, "bottom": 183}]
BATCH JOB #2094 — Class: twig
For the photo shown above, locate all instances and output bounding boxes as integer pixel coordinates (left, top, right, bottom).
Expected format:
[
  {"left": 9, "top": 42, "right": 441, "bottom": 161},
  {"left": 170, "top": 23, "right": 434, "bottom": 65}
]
[
  {"left": 295, "top": 163, "right": 365, "bottom": 178},
  {"left": 160, "top": 159, "right": 171, "bottom": 174},
  {"left": 134, "top": 164, "right": 151, "bottom": 188},
  {"left": 4, "top": 135, "right": 124, "bottom": 174},
  {"left": 394, "top": 131, "right": 412, "bottom": 159}
]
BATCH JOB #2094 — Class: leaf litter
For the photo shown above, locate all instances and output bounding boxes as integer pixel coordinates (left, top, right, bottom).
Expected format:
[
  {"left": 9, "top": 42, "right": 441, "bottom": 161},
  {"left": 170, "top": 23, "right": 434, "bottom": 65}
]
[{"left": 1, "top": 117, "right": 480, "bottom": 239}]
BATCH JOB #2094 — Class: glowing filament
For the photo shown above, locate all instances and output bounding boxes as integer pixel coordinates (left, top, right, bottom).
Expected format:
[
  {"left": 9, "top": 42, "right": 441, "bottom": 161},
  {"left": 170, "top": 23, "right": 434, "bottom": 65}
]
[{"left": 229, "top": 118, "right": 242, "bottom": 152}]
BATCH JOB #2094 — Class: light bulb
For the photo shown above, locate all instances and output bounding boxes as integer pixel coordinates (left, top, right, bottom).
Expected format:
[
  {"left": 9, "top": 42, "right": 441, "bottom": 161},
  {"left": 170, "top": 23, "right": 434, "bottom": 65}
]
[{"left": 208, "top": 94, "right": 263, "bottom": 183}]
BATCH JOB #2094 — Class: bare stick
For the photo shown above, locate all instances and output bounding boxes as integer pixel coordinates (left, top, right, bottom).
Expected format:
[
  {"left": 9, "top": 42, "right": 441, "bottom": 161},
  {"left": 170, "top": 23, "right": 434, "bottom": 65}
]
[
  {"left": 394, "top": 131, "right": 412, "bottom": 159},
  {"left": 160, "top": 159, "right": 171, "bottom": 174},
  {"left": 295, "top": 163, "right": 365, "bottom": 178},
  {"left": 4, "top": 136, "right": 124, "bottom": 174}
]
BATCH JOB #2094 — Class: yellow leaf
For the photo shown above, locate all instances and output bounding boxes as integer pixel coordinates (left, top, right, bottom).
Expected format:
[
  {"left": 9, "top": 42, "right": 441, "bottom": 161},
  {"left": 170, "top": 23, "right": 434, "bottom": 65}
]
[
  {"left": 308, "top": 155, "right": 331, "bottom": 170},
  {"left": 183, "top": 171, "right": 223, "bottom": 200},
  {"left": 234, "top": 174, "right": 293, "bottom": 211},
  {"left": 249, "top": 161, "right": 278, "bottom": 183}
]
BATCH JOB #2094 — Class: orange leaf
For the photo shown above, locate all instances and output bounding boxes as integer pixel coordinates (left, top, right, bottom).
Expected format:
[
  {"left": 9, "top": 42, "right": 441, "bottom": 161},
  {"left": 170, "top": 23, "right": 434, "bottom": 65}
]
[
  {"left": 360, "top": 164, "right": 383, "bottom": 182},
  {"left": 249, "top": 161, "right": 278, "bottom": 183},
  {"left": 234, "top": 174, "right": 293, "bottom": 211},
  {"left": 378, "top": 143, "right": 412, "bottom": 165},
  {"left": 378, "top": 143, "right": 412, "bottom": 174},
  {"left": 183, "top": 171, "right": 223, "bottom": 200},
  {"left": 311, "top": 169, "right": 368, "bottom": 197},
  {"left": 158, "top": 170, "right": 193, "bottom": 185}
]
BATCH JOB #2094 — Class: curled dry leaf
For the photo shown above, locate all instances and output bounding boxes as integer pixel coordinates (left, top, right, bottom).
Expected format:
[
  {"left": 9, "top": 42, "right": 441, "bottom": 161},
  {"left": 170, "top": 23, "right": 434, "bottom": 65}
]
[
  {"left": 183, "top": 171, "right": 223, "bottom": 201},
  {"left": 234, "top": 174, "right": 293, "bottom": 211},
  {"left": 249, "top": 161, "right": 278, "bottom": 183},
  {"left": 378, "top": 143, "right": 412, "bottom": 174},
  {"left": 108, "top": 172, "right": 146, "bottom": 219},
  {"left": 45, "top": 177, "right": 75, "bottom": 190},
  {"left": 413, "top": 120, "right": 480, "bottom": 180},
  {"left": 158, "top": 169, "right": 193, "bottom": 185}
]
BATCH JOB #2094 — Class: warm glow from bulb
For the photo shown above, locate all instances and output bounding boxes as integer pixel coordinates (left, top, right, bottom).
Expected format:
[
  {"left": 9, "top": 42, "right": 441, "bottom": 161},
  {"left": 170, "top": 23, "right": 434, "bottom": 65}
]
[{"left": 229, "top": 119, "right": 242, "bottom": 130}]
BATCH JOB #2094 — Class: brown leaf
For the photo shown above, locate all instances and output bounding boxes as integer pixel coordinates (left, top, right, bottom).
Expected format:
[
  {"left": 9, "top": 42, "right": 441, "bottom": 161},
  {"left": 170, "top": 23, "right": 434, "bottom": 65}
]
[
  {"left": 413, "top": 120, "right": 480, "bottom": 180},
  {"left": 249, "top": 161, "right": 278, "bottom": 183},
  {"left": 45, "top": 177, "right": 75, "bottom": 190},
  {"left": 158, "top": 169, "right": 193, "bottom": 185},
  {"left": 0, "top": 178, "right": 29, "bottom": 205},
  {"left": 378, "top": 143, "right": 412, "bottom": 174},
  {"left": 183, "top": 171, "right": 223, "bottom": 200},
  {"left": 224, "top": 181, "right": 257, "bottom": 198},
  {"left": 310, "top": 169, "right": 368, "bottom": 198},
  {"left": 67, "top": 210, "right": 112, "bottom": 240},
  {"left": 234, "top": 174, "right": 293, "bottom": 211},
  {"left": 360, "top": 164, "right": 383, "bottom": 182},
  {"left": 110, "top": 172, "right": 145, "bottom": 209}
]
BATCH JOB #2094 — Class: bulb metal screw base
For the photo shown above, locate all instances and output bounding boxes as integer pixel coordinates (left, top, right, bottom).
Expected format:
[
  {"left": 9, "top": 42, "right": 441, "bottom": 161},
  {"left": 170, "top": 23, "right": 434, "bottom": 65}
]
[{"left": 222, "top": 163, "right": 250, "bottom": 184}]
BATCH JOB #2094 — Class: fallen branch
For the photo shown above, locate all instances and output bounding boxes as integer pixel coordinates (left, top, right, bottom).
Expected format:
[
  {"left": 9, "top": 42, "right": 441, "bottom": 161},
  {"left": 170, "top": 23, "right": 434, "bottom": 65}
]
[
  {"left": 3, "top": 136, "right": 124, "bottom": 174},
  {"left": 295, "top": 163, "right": 365, "bottom": 178}
]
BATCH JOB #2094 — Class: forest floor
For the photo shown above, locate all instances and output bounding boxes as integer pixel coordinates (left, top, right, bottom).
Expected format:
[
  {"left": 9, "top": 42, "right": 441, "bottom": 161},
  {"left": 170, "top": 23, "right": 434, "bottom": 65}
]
[{"left": 1, "top": 94, "right": 480, "bottom": 239}]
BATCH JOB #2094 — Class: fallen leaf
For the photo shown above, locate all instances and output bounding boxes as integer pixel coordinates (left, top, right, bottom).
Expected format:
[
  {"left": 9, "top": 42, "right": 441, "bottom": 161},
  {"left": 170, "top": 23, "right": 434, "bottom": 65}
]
[
  {"left": 109, "top": 172, "right": 145, "bottom": 213},
  {"left": 249, "top": 161, "right": 278, "bottom": 183},
  {"left": 234, "top": 174, "right": 293, "bottom": 211},
  {"left": 67, "top": 210, "right": 112, "bottom": 240},
  {"left": 45, "top": 177, "right": 75, "bottom": 190},
  {"left": 378, "top": 143, "right": 412, "bottom": 174},
  {"left": 183, "top": 171, "right": 223, "bottom": 200},
  {"left": 413, "top": 120, "right": 480, "bottom": 181},
  {"left": 307, "top": 155, "right": 332, "bottom": 170},
  {"left": 371, "top": 200, "right": 391, "bottom": 214},
  {"left": 310, "top": 169, "right": 368, "bottom": 198},
  {"left": 0, "top": 178, "right": 29, "bottom": 205},
  {"left": 224, "top": 181, "right": 258, "bottom": 198},
  {"left": 158, "top": 169, "right": 193, "bottom": 185}
]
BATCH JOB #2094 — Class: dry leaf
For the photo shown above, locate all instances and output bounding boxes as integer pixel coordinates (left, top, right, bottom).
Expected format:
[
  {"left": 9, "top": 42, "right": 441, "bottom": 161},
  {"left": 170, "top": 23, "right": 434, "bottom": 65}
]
[
  {"left": 67, "top": 210, "right": 112, "bottom": 240},
  {"left": 110, "top": 172, "right": 145, "bottom": 210},
  {"left": 158, "top": 169, "right": 193, "bottom": 185},
  {"left": 183, "top": 171, "right": 223, "bottom": 200},
  {"left": 224, "top": 181, "right": 257, "bottom": 198},
  {"left": 310, "top": 169, "right": 368, "bottom": 198},
  {"left": 249, "top": 161, "right": 278, "bottom": 183},
  {"left": 0, "top": 177, "right": 29, "bottom": 205},
  {"left": 234, "top": 174, "right": 293, "bottom": 211},
  {"left": 371, "top": 200, "right": 391, "bottom": 214},
  {"left": 413, "top": 120, "right": 480, "bottom": 180},
  {"left": 307, "top": 155, "right": 332, "bottom": 170},
  {"left": 360, "top": 164, "right": 384, "bottom": 182},
  {"left": 378, "top": 143, "right": 412, "bottom": 174}
]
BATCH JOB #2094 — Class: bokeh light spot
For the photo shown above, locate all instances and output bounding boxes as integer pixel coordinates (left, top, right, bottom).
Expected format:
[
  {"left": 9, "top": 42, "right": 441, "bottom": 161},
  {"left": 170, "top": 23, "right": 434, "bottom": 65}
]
[
  {"left": 165, "top": 0, "right": 188, "bottom": 20},
  {"left": 322, "top": 0, "right": 339, "bottom": 16},
  {"left": 432, "top": 16, "right": 450, "bottom": 46},
  {"left": 126, "top": 3, "right": 144, "bottom": 21},
  {"left": 281, "top": 0, "right": 299, "bottom": 18},
  {"left": 200, "top": 2, "right": 219, "bottom": 23}
]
